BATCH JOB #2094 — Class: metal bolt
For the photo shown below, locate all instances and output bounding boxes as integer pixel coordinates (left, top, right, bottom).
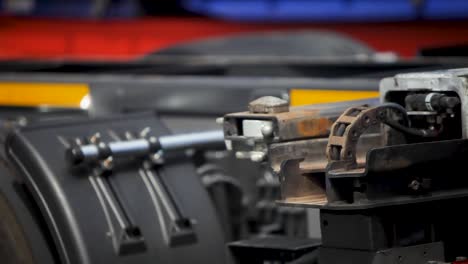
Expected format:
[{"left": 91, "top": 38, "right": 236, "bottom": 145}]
[
  {"left": 139, "top": 127, "right": 151, "bottom": 138},
  {"left": 150, "top": 151, "right": 164, "bottom": 165},
  {"left": 409, "top": 180, "right": 421, "bottom": 191},
  {"left": 90, "top": 132, "right": 101, "bottom": 144},
  {"left": 125, "top": 131, "right": 134, "bottom": 140},
  {"left": 250, "top": 152, "right": 266, "bottom": 162},
  {"left": 98, "top": 142, "right": 107, "bottom": 149},
  {"left": 75, "top": 138, "right": 83, "bottom": 146},
  {"left": 235, "top": 151, "right": 248, "bottom": 159},
  {"left": 261, "top": 124, "right": 274, "bottom": 138},
  {"left": 248, "top": 96, "right": 289, "bottom": 114},
  {"left": 17, "top": 116, "right": 28, "bottom": 126},
  {"left": 101, "top": 157, "right": 113, "bottom": 170},
  {"left": 148, "top": 136, "right": 158, "bottom": 145}
]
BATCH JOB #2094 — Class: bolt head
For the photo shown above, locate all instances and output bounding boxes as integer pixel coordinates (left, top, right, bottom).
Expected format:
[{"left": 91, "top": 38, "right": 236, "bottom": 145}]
[
  {"left": 261, "top": 124, "right": 274, "bottom": 137},
  {"left": 216, "top": 117, "right": 224, "bottom": 124},
  {"left": 101, "top": 157, "right": 113, "bottom": 170},
  {"left": 150, "top": 152, "right": 164, "bottom": 165},
  {"left": 250, "top": 152, "right": 266, "bottom": 162},
  {"left": 409, "top": 180, "right": 421, "bottom": 191},
  {"left": 248, "top": 96, "right": 289, "bottom": 114},
  {"left": 235, "top": 151, "right": 248, "bottom": 159}
]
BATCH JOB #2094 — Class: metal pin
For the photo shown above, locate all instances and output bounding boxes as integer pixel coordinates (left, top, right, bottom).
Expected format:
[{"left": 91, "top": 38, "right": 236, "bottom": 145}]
[
  {"left": 90, "top": 132, "right": 101, "bottom": 144},
  {"left": 101, "top": 156, "right": 114, "bottom": 171},
  {"left": 250, "top": 152, "right": 266, "bottom": 162},
  {"left": 261, "top": 124, "right": 274, "bottom": 138},
  {"left": 125, "top": 131, "right": 135, "bottom": 140},
  {"left": 140, "top": 127, "right": 151, "bottom": 138}
]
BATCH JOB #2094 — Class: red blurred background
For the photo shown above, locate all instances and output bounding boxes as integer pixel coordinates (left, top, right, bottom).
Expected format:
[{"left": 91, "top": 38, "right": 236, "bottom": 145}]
[{"left": 1, "top": 17, "right": 468, "bottom": 60}]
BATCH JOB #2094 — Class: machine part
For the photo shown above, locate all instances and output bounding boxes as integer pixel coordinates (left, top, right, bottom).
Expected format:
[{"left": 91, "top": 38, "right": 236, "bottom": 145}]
[
  {"left": 380, "top": 68, "right": 466, "bottom": 139},
  {"left": 225, "top": 97, "right": 382, "bottom": 208},
  {"left": 324, "top": 137, "right": 468, "bottom": 209},
  {"left": 66, "top": 130, "right": 225, "bottom": 166},
  {"left": 225, "top": 98, "right": 379, "bottom": 143},
  {"left": 320, "top": 242, "right": 444, "bottom": 264},
  {"left": 248, "top": 96, "right": 289, "bottom": 114},
  {"left": 241, "top": 120, "right": 274, "bottom": 138},
  {"left": 224, "top": 97, "right": 379, "bottom": 163},
  {"left": 4, "top": 113, "right": 226, "bottom": 264},
  {"left": 222, "top": 68, "right": 468, "bottom": 264},
  {"left": 275, "top": 133, "right": 382, "bottom": 207},
  {"left": 405, "top": 93, "right": 460, "bottom": 112},
  {"left": 224, "top": 100, "right": 332, "bottom": 142},
  {"left": 326, "top": 103, "right": 440, "bottom": 170},
  {"left": 252, "top": 168, "right": 309, "bottom": 238},
  {"left": 315, "top": 196, "right": 468, "bottom": 264},
  {"left": 198, "top": 163, "right": 244, "bottom": 241},
  {"left": 228, "top": 235, "right": 321, "bottom": 264}
]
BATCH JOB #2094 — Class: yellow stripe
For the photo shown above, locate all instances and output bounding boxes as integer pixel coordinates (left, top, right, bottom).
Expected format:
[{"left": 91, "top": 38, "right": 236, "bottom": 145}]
[
  {"left": 290, "top": 89, "right": 379, "bottom": 106},
  {"left": 0, "top": 82, "right": 89, "bottom": 108}
]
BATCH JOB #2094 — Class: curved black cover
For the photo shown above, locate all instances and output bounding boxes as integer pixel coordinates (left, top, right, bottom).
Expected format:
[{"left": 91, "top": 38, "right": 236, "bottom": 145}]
[{"left": 6, "top": 113, "right": 226, "bottom": 264}]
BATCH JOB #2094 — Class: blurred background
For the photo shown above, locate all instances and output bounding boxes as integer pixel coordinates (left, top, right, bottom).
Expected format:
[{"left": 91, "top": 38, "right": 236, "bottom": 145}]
[
  {"left": 1, "top": 0, "right": 468, "bottom": 60},
  {"left": 2, "top": 2, "right": 468, "bottom": 263}
]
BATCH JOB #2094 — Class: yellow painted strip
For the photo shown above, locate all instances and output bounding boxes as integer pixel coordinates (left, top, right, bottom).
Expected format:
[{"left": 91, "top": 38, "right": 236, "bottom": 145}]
[
  {"left": 290, "top": 89, "right": 379, "bottom": 106},
  {"left": 0, "top": 82, "right": 89, "bottom": 108}
]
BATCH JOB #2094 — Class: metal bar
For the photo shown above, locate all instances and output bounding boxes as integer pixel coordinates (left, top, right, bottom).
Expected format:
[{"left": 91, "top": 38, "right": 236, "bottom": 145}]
[
  {"left": 67, "top": 130, "right": 225, "bottom": 166},
  {"left": 159, "top": 130, "right": 224, "bottom": 151}
]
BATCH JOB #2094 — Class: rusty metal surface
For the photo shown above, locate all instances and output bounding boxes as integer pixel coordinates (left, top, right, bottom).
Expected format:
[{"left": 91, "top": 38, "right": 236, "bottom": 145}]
[
  {"left": 273, "top": 133, "right": 381, "bottom": 207},
  {"left": 326, "top": 106, "right": 378, "bottom": 164},
  {"left": 224, "top": 107, "right": 331, "bottom": 142},
  {"left": 223, "top": 98, "right": 383, "bottom": 207},
  {"left": 278, "top": 159, "right": 328, "bottom": 206},
  {"left": 319, "top": 139, "right": 468, "bottom": 209},
  {"left": 224, "top": 99, "right": 379, "bottom": 144}
]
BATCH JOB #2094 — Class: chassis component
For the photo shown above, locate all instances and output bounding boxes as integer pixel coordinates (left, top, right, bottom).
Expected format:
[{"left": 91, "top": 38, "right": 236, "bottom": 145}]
[{"left": 223, "top": 68, "right": 468, "bottom": 263}]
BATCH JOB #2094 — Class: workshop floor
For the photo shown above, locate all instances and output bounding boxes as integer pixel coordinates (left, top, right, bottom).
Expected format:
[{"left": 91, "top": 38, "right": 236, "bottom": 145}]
[{"left": 1, "top": 17, "right": 468, "bottom": 60}]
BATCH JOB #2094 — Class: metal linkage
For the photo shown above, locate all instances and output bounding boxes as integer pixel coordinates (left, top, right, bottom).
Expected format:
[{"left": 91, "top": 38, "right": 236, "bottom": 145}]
[
  {"left": 326, "top": 103, "right": 440, "bottom": 167},
  {"left": 66, "top": 130, "right": 225, "bottom": 166}
]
